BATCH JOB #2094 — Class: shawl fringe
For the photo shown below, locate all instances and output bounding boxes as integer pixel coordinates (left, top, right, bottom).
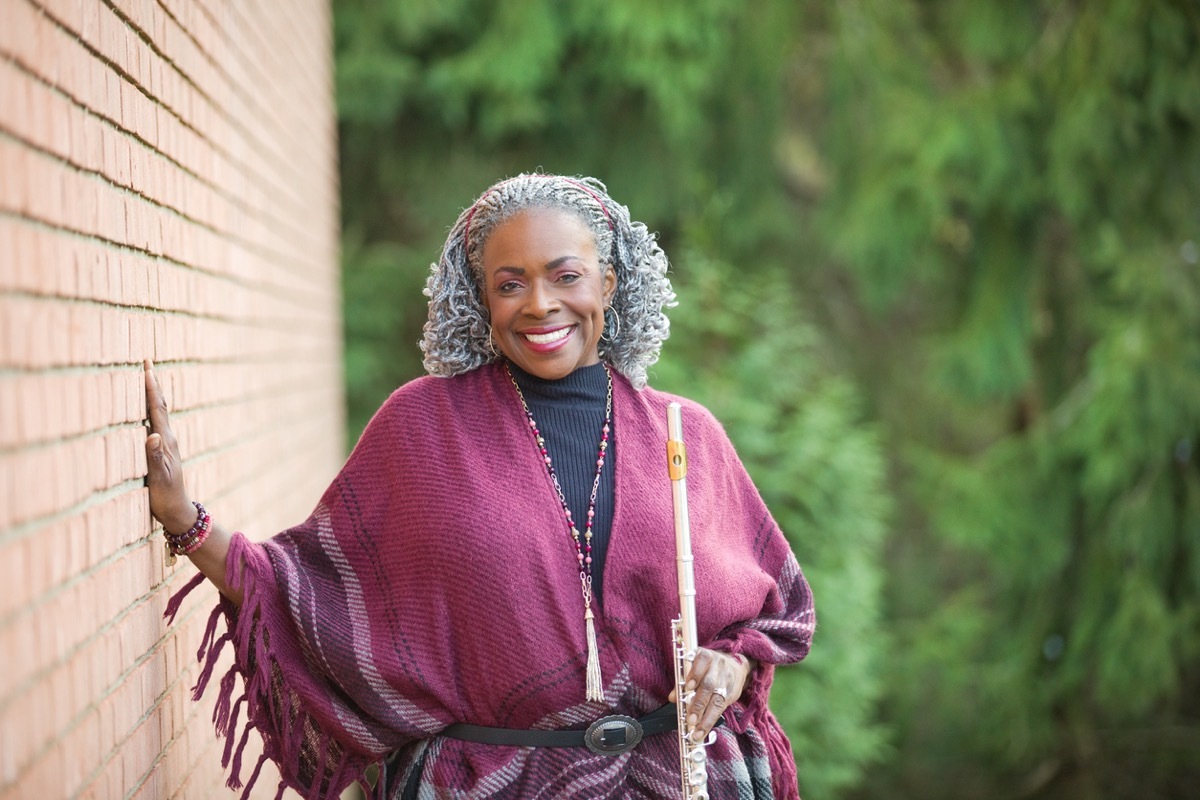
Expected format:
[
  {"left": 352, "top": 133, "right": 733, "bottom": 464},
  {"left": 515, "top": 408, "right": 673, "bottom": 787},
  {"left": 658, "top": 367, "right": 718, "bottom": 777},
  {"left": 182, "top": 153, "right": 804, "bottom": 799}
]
[
  {"left": 163, "top": 571, "right": 206, "bottom": 625},
  {"left": 710, "top": 641, "right": 800, "bottom": 798},
  {"left": 164, "top": 535, "right": 376, "bottom": 799},
  {"left": 760, "top": 708, "right": 800, "bottom": 799}
]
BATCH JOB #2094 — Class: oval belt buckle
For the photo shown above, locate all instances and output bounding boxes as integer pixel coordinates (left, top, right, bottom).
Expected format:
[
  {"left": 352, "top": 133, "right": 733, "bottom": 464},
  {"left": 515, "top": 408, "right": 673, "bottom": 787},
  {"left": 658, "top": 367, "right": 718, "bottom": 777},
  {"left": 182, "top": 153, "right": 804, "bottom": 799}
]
[{"left": 584, "top": 715, "right": 644, "bottom": 756}]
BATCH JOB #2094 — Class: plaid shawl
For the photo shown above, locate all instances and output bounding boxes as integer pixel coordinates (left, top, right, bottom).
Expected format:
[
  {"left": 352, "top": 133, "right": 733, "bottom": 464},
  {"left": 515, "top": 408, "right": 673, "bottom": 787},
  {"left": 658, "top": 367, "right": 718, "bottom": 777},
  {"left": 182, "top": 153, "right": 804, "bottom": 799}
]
[{"left": 167, "top": 363, "right": 815, "bottom": 799}]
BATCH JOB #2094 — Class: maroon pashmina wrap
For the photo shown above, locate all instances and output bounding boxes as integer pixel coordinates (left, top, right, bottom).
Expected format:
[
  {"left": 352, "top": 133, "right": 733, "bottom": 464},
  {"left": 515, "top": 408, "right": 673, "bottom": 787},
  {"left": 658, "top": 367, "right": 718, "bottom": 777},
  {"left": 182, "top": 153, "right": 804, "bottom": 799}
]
[{"left": 167, "top": 363, "right": 815, "bottom": 799}]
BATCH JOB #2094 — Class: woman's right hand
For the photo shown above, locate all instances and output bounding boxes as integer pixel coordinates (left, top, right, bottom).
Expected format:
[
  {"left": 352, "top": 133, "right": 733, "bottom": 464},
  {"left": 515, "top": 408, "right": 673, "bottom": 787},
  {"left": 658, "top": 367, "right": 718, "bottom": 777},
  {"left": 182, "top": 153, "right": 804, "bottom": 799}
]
[
  {"left": 144, "top": 360, "right": 197, "bottom": 534},
  {"left": 144, "top": 360, "right": 239, "bottom": 603}
]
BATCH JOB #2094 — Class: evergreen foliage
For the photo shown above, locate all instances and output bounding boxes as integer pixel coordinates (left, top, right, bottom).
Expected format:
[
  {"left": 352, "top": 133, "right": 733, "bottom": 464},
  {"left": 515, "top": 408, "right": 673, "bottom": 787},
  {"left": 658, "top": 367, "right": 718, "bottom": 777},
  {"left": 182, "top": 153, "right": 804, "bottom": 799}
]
[{"left": 802, "top": 1, "right": 1200, "bottom": 796}]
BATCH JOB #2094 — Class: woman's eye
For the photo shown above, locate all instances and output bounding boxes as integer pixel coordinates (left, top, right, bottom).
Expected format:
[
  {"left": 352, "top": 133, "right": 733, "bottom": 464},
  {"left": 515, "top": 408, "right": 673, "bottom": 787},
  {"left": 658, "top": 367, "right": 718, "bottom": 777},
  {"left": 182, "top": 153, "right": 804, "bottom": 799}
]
[
  {"left": 558, "top": 273, "right": 580, "bottom": 284},
  {"left": 497, "top": 281, "right": 522, "bottom": 293}
]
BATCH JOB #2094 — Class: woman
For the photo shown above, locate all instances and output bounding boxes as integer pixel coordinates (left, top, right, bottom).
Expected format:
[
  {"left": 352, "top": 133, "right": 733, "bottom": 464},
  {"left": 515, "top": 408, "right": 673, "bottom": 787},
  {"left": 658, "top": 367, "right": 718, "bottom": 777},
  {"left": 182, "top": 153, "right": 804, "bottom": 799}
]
[{"left": 147, "top": 173, "right": 815, "bottom": 799}]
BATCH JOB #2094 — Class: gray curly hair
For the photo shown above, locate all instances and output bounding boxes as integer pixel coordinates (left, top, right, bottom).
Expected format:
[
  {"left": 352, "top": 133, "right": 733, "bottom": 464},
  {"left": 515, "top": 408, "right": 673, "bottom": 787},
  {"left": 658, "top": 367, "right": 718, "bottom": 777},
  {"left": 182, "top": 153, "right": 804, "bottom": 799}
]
[{"left": 421, "top": 173, "right": 676, "bottom": 389}]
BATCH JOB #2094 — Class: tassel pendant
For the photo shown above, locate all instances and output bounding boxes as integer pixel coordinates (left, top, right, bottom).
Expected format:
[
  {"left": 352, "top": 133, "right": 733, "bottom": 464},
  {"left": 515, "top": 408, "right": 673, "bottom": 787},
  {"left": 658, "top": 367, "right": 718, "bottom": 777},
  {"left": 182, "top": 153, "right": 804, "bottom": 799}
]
[{"left": 584, "top": 603, "right": 603, "bottom": 701}]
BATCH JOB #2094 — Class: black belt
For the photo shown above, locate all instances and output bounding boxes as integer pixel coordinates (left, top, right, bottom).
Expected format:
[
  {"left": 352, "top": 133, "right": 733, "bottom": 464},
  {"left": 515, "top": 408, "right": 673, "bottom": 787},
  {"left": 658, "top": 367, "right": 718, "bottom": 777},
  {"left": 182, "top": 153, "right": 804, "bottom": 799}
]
[{"left": 441, "top": 703, "right": 683, "bottom": 756}]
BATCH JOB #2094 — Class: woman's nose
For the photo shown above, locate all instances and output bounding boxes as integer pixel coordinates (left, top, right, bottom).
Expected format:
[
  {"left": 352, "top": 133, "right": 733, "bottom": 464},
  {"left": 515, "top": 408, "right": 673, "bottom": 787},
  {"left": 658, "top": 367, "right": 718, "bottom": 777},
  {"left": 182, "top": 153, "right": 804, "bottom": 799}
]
[{"left": 524, "top": 281, "right": 558, "bottom": 316}]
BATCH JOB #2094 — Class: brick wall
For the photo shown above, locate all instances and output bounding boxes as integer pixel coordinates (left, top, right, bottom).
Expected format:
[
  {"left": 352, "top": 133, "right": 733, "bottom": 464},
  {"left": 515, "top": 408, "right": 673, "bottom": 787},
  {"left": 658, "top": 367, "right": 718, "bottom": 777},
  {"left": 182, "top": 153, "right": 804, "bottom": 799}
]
[{"left": 0, "top": 1, "right": 342, "bottom": 797}]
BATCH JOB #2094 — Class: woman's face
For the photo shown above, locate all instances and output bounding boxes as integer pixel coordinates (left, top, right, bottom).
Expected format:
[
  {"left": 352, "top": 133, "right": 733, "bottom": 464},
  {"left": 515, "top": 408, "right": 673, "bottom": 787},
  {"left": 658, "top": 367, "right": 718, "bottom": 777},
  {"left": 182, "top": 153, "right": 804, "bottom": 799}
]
[{"left": 480, "top": 207, "right": 616, "bottom": 381}]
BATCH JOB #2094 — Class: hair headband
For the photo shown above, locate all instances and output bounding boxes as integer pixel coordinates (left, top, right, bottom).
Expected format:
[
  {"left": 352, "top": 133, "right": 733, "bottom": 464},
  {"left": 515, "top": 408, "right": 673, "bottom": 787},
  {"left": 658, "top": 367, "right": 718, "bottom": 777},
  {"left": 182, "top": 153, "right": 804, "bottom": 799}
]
[{"left": 461, "top": 175, "right": 616, "bottom": 252}]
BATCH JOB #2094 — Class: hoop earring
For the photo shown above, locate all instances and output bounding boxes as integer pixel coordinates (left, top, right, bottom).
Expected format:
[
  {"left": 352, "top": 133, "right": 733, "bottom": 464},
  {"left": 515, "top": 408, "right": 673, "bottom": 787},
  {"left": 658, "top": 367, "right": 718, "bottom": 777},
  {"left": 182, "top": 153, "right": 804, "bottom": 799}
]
[
  {"left": 485, "top": 326, "right": 502, "bottom": 359},
  {"left": 602, "top": 306, "right": 621, "bottom": 343}
]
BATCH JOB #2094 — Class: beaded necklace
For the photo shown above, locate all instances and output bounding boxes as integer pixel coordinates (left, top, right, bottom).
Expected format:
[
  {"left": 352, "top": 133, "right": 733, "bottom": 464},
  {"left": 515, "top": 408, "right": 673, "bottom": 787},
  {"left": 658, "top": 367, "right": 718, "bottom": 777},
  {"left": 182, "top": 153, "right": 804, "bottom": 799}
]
[{"left": 507, "top": 362, "right": 612, "bottom": 702}]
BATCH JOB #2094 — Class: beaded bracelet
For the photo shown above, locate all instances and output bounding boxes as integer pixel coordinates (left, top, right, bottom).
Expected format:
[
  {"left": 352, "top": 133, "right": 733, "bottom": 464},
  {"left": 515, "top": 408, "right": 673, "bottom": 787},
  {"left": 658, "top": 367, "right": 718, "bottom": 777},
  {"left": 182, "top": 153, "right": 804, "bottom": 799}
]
[
  {"left": 163, "top": 501, "right": 207, "bottom": 542},
  {"left": 164, "top": 501, "right": 212, "bottom": 557},
  {"left": 175, "top": 504, "right": 212, "bottom": 555}
]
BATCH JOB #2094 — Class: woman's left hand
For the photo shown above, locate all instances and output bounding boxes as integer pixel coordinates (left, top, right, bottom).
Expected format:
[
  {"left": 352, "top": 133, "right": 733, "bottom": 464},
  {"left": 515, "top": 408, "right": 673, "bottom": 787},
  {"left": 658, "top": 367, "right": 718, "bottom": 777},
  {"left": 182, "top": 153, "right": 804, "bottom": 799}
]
[{"left": 669, "top": 648, "right": 754, "bottom": 743}]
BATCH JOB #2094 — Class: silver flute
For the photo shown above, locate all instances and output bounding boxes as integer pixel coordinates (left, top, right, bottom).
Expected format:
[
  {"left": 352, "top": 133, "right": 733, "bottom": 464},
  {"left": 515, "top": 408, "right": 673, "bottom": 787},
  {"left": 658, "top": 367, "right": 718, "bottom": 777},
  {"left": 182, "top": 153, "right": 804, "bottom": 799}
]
[{"left": 667, "top": 402, "right": 713, "bottom": 800}]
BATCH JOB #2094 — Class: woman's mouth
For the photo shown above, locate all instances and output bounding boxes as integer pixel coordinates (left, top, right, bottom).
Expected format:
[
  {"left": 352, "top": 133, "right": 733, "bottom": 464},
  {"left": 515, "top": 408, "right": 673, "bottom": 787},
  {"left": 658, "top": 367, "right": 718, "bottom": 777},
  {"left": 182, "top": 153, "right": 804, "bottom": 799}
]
[{"left": 520, "top": 326, "right": 575, "bottom": 351}]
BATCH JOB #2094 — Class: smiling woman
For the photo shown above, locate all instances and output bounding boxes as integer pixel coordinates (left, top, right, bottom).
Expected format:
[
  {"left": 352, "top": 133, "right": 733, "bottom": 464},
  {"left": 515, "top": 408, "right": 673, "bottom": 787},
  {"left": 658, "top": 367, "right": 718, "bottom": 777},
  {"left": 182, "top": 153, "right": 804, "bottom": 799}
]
[
  {"left": 421, "top": 174, "right": 674, "bottom": 390},
  {"left": 147, "top": 173, "right": 815, "bottom": 799}
]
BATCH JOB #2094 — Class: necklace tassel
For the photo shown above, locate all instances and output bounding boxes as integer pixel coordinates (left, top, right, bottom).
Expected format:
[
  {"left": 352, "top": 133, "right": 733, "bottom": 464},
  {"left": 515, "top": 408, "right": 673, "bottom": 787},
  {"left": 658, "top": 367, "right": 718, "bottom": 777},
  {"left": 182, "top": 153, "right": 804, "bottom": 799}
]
[{"left": 585, "top": 605, "right": 603, "bottom": 701}]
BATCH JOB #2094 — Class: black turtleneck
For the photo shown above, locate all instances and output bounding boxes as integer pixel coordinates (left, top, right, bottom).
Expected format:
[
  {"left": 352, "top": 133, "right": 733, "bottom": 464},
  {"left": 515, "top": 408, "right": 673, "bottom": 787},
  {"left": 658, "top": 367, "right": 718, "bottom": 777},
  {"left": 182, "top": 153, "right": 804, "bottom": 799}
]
[{"left": 508, "top": 361, "right": 615, "bottom": 607}]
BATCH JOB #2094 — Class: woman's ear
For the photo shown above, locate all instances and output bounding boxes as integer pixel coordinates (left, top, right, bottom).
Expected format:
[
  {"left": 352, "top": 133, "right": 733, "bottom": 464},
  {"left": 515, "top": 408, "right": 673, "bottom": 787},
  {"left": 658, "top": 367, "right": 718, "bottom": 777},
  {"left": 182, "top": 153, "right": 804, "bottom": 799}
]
[{"left": 602, "top": 264, "right": 617, "bottom": 304}]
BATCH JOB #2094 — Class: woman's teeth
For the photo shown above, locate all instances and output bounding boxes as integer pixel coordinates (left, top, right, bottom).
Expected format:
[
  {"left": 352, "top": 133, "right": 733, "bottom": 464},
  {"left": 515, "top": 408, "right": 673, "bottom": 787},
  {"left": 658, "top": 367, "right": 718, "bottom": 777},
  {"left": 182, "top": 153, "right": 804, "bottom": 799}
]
[{"left": 524, "top": 328, "right": 572, "bottom": 344}]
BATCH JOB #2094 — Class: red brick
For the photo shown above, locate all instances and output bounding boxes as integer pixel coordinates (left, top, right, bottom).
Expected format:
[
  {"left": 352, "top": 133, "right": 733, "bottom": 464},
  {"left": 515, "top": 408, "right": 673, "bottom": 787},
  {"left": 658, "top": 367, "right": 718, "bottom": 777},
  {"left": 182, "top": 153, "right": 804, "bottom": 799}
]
[
  {"left": 2, "top": 0, "right": 41, "bottom": 69},
  {"left": 27, "top": 156, "right": 64, "bottom": 228},
  {"left": 2, "top": 1, "right": 340, "bottom": 795},
  {"left": 69, "top": 300, "right": 104, "bottom": 365},
  {"left": 46, "top": 0, "right": 86, "bottom": 32},
  {"left": 103, "top": 248, "right": 122, "bottom": 303},
  {"left": 0, "top": 543, "right": 27, "bottom": 621},
  {"left": 0, "top": 219, "right": 27, "bottom": 294},
  {"left": 0, "top": 600, "right": 37, "bottom": 693}
]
